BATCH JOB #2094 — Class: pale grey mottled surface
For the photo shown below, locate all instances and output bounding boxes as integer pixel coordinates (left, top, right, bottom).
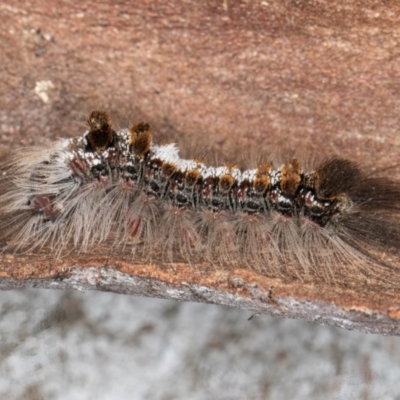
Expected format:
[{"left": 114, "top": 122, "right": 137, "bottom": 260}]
[{"left": 0, "top": 289, "right": 399, "bottom": 400}]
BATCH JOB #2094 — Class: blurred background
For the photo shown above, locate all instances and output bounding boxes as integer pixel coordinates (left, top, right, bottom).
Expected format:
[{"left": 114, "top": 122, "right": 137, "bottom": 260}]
[{"left": 1, "top": 289, "right": 400, "bottom": 400}]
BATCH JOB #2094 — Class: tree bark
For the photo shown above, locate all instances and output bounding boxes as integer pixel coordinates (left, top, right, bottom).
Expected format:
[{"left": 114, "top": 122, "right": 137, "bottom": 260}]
[{"left": 1, "top": 0, "right": 400, "bottom": 335}]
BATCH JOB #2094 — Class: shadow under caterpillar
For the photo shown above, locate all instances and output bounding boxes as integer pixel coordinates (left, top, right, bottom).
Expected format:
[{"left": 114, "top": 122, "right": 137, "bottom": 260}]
[{"left": 1, "top": 111, "right": 400, "bottom": 283}]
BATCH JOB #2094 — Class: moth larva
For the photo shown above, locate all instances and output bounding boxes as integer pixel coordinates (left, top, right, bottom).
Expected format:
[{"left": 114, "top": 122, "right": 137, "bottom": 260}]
[{"left": 1, "top": 111, "right": 399, "bottom": 282}]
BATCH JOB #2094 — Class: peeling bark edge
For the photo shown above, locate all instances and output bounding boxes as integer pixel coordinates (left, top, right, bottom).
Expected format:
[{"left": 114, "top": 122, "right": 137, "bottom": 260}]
[{"left": 1, "top": 266, "right": 399, "bottom": 336}]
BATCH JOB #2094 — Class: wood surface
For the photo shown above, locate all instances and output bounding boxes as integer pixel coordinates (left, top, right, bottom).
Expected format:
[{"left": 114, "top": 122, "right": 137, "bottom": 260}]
[{"left": 1, "top": 0, "right": 400, "bottom": 335}]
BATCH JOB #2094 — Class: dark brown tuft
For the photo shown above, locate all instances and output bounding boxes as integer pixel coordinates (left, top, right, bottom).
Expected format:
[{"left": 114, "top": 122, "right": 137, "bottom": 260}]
[
  {"left": 315, "top": 158, "right": 400, "bottom": 263},
  {"left": 85, "top": 110, "right": 115, "bottom": 153},
  {"left": 129, "top": 122, "right": 152, "bottom": 157},
  {"left": 315, "top": 158, "right": 362, "bottom": 199}
]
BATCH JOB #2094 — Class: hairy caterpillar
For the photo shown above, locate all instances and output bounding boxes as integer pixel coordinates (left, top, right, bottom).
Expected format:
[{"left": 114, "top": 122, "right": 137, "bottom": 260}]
[{"left": 1, "top": 111, "right": 400, "bottom": 281}]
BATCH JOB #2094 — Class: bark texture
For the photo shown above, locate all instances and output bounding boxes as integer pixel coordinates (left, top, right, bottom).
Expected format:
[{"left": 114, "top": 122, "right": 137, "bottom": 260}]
[{"left": 1, "top": 0, "right": 400, "bottom": 335}]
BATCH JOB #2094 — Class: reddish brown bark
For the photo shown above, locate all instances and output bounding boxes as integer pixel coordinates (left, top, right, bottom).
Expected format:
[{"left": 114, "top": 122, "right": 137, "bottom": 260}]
[{"left": 1, "top": 0, "right": 400, "bottom": 334}]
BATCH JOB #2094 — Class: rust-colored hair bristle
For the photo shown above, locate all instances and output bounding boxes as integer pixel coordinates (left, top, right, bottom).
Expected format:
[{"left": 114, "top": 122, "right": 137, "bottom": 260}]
[
  {"left": 129, "top": 122, "right": 152, "bottom": 157},
  {"left": 162, "top": 162, "right": 177, "bottom": 178},
  {"left": 219, "top": 174, "right": 235, "bottom": 193},
  {"left": 185, "top": 169, "right": 201, "bottom": 187},
  {"left": 85, "top": 110, "right": 115, "bottom": 153},
  {"left": 224, "top": 162, "right": 237, "bottom": 170},
  {"left": 280, "top": 159, "right": 301, "bottom": 195},
  {"left": 255, "top": 163, "right": 271, "bottom": 192},
  {"left": 192, "top": 158, "right": 203, "bottom": 164},
  {"left": 257, "top": 163, "right": 272, "bottom": 176}
]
